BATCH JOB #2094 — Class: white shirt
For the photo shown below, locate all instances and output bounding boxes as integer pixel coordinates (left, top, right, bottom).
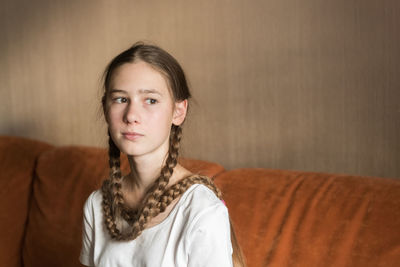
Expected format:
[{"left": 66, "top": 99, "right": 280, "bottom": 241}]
[{"left": 79, "top": 184, "right": 233, "bottom": 267}]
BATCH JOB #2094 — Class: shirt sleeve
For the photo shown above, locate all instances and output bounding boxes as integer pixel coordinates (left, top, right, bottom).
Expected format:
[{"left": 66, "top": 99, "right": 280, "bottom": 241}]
[
  {"left": 187, "top": 202, "right": 233, "bottom": 267},
  {"left": 79, "top": 192, "right": 95, "bottom": 267}
]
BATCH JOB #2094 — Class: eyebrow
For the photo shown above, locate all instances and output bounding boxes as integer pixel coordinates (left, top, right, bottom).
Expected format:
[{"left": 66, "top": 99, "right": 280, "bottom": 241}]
[
  {"left": 139, "top": 89, "right": 162, "bottom": 95},
  {"left": 109, "top": 89, "right": 125, "bottom": 94},
  {"left": 109, "top": 89, "right": 162, "bottom": 96}
]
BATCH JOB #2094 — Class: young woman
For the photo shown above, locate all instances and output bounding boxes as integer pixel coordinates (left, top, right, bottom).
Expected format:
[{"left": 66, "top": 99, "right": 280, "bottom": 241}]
[{"left": 79, "top": 42, "right": 245, "bottom": 267}]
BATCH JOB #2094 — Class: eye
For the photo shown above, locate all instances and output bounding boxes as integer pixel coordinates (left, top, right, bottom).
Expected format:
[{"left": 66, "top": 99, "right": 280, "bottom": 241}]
[
  {"left": 145, "top": 98, "right": 158, "bottom": 105},
  {"left": 113, "top": 97, "right": 128, "bottom": 104}
]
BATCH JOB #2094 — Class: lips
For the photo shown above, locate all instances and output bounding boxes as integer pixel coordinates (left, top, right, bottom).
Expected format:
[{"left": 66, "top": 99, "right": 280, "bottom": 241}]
[{"left": 122, "top": 132, "right": 144, "bottom": 141}]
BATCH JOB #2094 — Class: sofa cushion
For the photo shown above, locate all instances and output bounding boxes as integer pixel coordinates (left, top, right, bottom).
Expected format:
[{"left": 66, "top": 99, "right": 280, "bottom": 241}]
[
  {"left": 0, "top": 136, "right": 52, "bottom": 267},
  {"left": 22, "top": 145, "right": 224, "bottom": 267},
  {"left": 215, "top": 168, "right": 400, "bottom": 267}
]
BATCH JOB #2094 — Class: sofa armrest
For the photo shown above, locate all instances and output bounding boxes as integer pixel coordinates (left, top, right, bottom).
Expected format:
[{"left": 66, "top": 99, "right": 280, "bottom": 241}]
[{"left": 0, "top": 136, "right": 52, "bottom": 267}]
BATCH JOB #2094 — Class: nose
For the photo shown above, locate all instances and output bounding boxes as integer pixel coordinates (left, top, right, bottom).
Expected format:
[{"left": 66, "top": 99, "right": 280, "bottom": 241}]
[{"left": 124, "top": 102, "right": 140, "bottom": 124}]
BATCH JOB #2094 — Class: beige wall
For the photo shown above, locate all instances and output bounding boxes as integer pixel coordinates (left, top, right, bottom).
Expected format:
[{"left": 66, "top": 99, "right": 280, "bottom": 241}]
[{"left": 1, "top": 0, "right": 399, "bottom": 178}]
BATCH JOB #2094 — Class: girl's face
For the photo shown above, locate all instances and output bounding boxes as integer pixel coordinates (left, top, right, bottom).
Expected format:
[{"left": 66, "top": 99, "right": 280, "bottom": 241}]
[{"left": 104, "top": 61, "right": 187, "bottom": 158}]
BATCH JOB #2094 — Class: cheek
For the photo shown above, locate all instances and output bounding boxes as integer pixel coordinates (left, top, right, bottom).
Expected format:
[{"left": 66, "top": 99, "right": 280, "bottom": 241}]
[
  {"left": 148, "top": 109, "right": 174, "bottom": 131},
  {"left": 107, "top": 107, "right": 123, "bottom": 123},
  {"left": 106, "top": 109, "right": 124, "bottom": 136}
]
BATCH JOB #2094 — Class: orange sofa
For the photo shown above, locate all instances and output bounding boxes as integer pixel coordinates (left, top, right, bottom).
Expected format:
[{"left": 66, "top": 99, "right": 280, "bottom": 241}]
[{"left": 1, "top": 136, "right": 399, "bottom": 267}]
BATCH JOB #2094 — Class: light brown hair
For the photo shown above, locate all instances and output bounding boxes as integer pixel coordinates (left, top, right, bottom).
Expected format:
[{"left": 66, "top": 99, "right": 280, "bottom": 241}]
[{"left": 101, "top": 42, "right": 245, "bottom": 266}]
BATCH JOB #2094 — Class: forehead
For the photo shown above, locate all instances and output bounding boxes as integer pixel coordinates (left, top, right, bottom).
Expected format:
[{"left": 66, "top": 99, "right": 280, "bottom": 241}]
[{"left": 109, "top": 61, "right": 171, "bottom": 95}]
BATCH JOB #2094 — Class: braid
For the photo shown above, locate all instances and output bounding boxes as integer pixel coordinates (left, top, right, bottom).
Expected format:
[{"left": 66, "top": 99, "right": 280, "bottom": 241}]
[
  {"left": 122, "top": 125, "right": 182, "bottom": 239},
  {"left": 101, "top": 180, "right": 121, "bottom": 238},
  {"left": 100, "top": 128, "right": 245, "bottom": 266},
  {"left": 101, "top": 126, "right": 226, "bottom": 242},
  {"left": 101, "top": 126, "right": 182, "bottom": 241},
  {"left": 158, "top": 175, "right": 222, "bottom": 212},
  {"left": 101, "top": 132, "right": 125, "bottom": 239},
  {"left": 108, "top": 134, "right": 125, "bottom": 211}
]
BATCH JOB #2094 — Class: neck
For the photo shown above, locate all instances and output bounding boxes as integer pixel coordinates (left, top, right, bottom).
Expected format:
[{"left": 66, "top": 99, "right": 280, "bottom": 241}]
[
  {"left": 121, "top": 150, "right": 192, "bottom": 210},
  {"left": 127, "top": 155, "right": 165, "bottom": 190},
  {"left": 124, "top": 139, "right": 171, "bottom": 194}
]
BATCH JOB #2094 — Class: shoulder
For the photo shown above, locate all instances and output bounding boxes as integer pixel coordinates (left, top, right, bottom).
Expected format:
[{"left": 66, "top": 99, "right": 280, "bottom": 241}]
[
  {"left": 180, "top": 183, "right": 226, "bottom": 213},
  {"left": 82, "top": 190, "right": 103, "bottom": 218},
  {"left": 179, "top": 184, "right": 229, "bottom": 233},
  {"left": 179, "top": 185, "right": 233, "bottom": 263},
  {"left": 83, "top": 189, "right": 102, "bottom": 207}
]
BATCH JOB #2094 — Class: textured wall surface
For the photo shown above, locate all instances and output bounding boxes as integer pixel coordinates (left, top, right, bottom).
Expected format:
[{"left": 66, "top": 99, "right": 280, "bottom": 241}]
[{"left": 1, "top": 0, "right": 399, "bottom": 178}]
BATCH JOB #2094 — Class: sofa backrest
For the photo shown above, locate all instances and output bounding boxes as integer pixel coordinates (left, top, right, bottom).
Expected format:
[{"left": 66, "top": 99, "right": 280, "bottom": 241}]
[
  {"left": 3, "top": 135, "right": 399, "bottom": 267},
  {"left": 215, "top": 168, "right": 400, "bottom": 267},
  {"left": 22, "top": 145, "right": 224, "bottom": 267},
  {"left": 0, "top": 136, "right": 52, "bottom": 267}
]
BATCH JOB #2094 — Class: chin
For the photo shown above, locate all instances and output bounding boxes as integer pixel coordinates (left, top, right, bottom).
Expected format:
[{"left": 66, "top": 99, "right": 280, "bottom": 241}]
[
  {"left": 111, "top": 140, "right": 137, "bottom": 156},
  {"left": 117, "top": 143, "right": 151, "bottom": 157},
  {"left": 118, "top": 146, "right": 144, "bottom": 157},
  {"left": 114, "top": 137, "right": 169, "bottom": 158}
]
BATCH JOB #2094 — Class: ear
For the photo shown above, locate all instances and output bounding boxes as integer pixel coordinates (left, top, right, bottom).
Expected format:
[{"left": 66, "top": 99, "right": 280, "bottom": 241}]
[{"left": 172, "top": 100, "right": 188, "bottom": 126}]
